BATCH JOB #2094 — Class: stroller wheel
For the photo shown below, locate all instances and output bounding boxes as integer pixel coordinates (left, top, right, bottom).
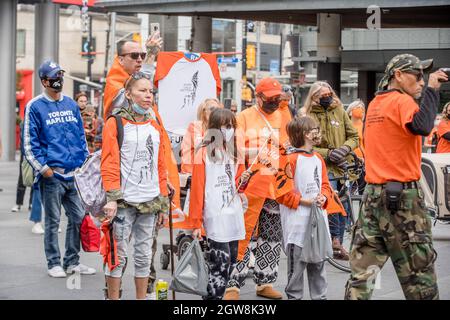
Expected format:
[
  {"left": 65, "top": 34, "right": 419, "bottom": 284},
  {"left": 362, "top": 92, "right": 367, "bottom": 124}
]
[
  {"left": 160, "top": 252, "right": 170, "bottom": 270},
  {"left": 177, "top": 235, "right": 194, "bottom": 259}
]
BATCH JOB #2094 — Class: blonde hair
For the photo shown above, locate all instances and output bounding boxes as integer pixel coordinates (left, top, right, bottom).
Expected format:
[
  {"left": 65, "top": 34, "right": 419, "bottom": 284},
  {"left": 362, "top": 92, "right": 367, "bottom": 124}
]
[
  {"left": 443, "top": 101, "right": 450, "bottom": 120},
  {"left": 347, "top": 99, "right": 365, "bottom": 116},
  {"left": 196, "top": 98, "right": 223, "bottom": 130},
  {"left": 303, "top": 81, "right": 342, "bottom": 115}
]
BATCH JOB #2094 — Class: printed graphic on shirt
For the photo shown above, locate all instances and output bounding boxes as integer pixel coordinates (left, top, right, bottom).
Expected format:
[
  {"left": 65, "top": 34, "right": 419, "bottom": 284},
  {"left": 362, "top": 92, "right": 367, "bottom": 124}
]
[
  {"left": 314, "top": 166, "right": 320, "bottom": 191},
  {"left": 135, "top": 135, "right": 155, "bottom": 185},
  {"left": 181, "top": 71, "right": 199, "bottom": 109},
  {"left": 46, "top": 110, "right": 78, "bottom": 126}
]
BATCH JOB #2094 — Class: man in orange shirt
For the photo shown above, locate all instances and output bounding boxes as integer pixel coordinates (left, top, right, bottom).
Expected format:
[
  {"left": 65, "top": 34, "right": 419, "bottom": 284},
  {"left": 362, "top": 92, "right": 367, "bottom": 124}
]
[
  {"left": 436, "top": 102, "right": 450, "bottom": 153},
  {"left": 345, "top": 54, "right": 448, "bottom": 300},
  {"left": 224, "top": 78, "right": 292, "bottom": 300}
]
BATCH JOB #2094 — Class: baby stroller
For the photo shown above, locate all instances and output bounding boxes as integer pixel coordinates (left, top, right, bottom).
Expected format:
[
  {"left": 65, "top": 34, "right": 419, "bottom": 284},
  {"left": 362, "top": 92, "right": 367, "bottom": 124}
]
[
  {"left": 160, "top": 173, "right": 207, "bottom": 270},
  {"left": 419, "top": 152, "right": 450, "bottom": 221}
]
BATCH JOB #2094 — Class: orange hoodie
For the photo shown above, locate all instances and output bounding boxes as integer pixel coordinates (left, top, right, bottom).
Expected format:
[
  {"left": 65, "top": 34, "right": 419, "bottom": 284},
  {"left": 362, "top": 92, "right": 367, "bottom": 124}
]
[
  {"left": 103, "top": 58, "right": 181, "bottom": 208},
  {"left": 103, "top": 58, "right": 129, "bottom": 119}
]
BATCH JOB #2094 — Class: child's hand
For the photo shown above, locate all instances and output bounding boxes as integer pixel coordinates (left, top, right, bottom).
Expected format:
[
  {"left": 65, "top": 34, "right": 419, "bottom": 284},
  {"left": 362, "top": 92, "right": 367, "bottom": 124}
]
[
  {"left": 239, "top": 170, "right": 251, "bottom": 185},
  {"left": 192, "top": 228, "right": 202, "bottom": 240},
  {"left": 315, "top": 194, "right": 327, "bottom": 207}
]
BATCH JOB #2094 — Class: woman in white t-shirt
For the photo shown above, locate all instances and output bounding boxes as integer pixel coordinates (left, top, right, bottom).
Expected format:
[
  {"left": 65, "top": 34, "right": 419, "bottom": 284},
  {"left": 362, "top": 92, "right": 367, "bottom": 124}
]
[
  {"left": 277, "top": 116, "right": 332, "bottom": 300},
  {"left": 189, "top": 108, "right": 250, "bottom": 300}
]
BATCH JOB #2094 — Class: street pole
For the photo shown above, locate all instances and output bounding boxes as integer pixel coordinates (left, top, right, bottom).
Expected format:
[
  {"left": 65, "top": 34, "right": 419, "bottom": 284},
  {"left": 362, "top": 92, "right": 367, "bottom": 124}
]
[
  {"left": 87, "top": 15, "right": 93, "bottom": 82},
  {"left": 241, "top": 20, "right": 247, "bottom": 111},
  {"left": 256, "top": 21, "right": 261, "bottom": 82}
]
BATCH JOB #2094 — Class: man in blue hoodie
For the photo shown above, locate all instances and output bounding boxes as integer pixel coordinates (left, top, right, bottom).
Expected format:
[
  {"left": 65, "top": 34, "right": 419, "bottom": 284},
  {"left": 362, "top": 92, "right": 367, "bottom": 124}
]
[{"left": 23, "top": 60, "right": 95, "bottom": 278}]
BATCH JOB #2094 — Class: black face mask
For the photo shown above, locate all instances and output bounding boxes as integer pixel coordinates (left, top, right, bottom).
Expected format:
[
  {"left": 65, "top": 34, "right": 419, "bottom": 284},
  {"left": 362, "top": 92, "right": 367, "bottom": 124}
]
[
  {"left": 47, "top": 77, "right": 64, "bottom": 93},
  {"left": 262, "top": 101, "right": 279, "bottom": 113},
  {"left": 319, "top": 96, "right": 333, "bottom": 108}
]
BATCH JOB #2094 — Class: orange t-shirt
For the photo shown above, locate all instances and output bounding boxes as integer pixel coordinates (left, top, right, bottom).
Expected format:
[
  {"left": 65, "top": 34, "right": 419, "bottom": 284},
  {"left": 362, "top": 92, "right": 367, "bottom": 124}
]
[
  {"left": 436, "top": 118, "right": 450, "bottom": 153},
  {"left": 237, "top": 105, "right": 290, "bottom": 199},
  {"left": 364, "top": 90, "right": 422, "bottom": 184},
  {"left": 180, "top": 121, "right": 204, "bottom": 174},
  {"left": 352, "top": 119, "right": 365, "bottom": 159}
]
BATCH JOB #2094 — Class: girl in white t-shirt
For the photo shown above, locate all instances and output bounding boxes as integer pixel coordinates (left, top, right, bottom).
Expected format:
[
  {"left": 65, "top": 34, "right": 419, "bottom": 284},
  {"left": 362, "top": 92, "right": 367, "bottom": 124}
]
[
  {"left": 277, "top": 116, "right": 332, "bottom": 300},
  {"left": 189, "top": 108, "right": 250, "bottom": 300}
]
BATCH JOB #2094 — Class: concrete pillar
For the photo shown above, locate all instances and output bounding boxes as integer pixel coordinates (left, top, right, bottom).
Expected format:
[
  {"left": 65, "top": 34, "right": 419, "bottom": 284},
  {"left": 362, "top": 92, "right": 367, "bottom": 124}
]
[
  {"left": 317, "top": 13, "right": 341, "bottom": 96},
  {"left": 0, "top": 0, "right": 17, "bottom": 161},
  {"left": 357, "top": 71, "right": 377, "bottom": 106},
  {"left": 191, "top": 16, "right": 212, "bottom": 52},
  {"left": 34, "top": 1, "right": 59, "bottom": 96}
]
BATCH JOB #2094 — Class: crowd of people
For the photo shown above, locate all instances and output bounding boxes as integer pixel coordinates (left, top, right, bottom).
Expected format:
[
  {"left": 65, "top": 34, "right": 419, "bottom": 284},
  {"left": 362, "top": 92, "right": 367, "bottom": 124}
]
[{"left": 10, "top": 28, "right": 450, "bottom": 301}]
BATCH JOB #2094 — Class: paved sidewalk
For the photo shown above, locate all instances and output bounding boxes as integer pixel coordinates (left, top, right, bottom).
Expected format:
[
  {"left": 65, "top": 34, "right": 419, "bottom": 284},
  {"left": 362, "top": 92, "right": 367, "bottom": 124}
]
[{"left": 1, "top": 159, "right": 450, "bottom": 300}]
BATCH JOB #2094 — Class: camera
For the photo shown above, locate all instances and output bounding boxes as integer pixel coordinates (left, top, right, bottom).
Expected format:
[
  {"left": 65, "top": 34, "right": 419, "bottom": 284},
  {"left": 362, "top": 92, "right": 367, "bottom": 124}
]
[{"left": 439, "top": 68, "right": 450, "bottom": 82}]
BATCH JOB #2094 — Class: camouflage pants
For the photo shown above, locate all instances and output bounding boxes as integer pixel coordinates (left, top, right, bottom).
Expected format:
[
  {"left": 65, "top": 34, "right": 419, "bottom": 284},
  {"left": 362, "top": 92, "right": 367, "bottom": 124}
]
[{"left": 345, "top": 184, "right": 439, "bottom": 300}]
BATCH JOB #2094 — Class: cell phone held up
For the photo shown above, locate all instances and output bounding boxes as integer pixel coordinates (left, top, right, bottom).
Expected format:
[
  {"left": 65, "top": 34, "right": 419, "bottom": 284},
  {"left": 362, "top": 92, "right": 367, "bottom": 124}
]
[{"left": 439, "top": 68, "right": 450, "bottom": 82}]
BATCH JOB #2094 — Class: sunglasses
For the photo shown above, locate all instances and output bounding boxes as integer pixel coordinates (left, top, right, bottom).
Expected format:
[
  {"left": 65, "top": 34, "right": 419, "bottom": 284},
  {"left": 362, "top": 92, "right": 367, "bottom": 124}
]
[
  {"left": 120, "top": 52, "right": 147, "bottom": 60},
  {"left": 125, "top": 72, "right": 155, "bottom": 92},
  {"left": 319, "top": 93, "right": 333, "bottom": 99},
  {"left": 261, "top": 95, "right": 281, "bottom": 104},
  {"left": 403, "top": 70, "right": 424, "bottom": 82}
]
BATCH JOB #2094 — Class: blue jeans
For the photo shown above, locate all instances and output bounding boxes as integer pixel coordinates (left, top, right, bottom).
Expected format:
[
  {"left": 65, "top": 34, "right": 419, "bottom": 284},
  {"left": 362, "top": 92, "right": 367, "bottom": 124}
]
[
  {"left": 29, "top": 182, "right": 42, "bottom": 223},
  {"left": 327, "top": 173, "right": 351, "bottom": 244},
  {"left": 40, "top": 176, "right": 84, "bottom": 269}
]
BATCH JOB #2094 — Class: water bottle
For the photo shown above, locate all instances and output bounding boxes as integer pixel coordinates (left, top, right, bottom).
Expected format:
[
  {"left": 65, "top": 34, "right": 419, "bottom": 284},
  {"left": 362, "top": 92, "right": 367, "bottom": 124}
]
[{"left": 156, "top": 279, "right": 168, "bottom": 300}]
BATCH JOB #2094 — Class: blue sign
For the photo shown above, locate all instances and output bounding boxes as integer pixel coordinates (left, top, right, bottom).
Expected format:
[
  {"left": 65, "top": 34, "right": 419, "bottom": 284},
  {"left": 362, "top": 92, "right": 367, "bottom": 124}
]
[
  {"left": 270, "top": 60, "right": 279, "bottom": 74},
  {"left": 217, "top": 57, "right": 239, "bottom": 64}
]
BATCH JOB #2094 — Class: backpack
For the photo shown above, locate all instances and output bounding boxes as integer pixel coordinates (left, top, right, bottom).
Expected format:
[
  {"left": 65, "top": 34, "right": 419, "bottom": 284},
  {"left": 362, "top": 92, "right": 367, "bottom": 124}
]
[{"left": 74, "top": 115, "right": 123, "bottom": 217}]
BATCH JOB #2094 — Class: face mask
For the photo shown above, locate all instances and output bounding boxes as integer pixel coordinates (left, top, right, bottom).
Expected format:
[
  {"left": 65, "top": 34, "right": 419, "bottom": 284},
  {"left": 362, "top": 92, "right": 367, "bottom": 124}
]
[
  {"left": 221, "top": 127, "right": 234, "bottom": 142},
  {"left": 47, "top": 77, "right": 64, "bottom": 92},
  {"left": 434, "top": 120, "right": 440, "bottom": 126},
  {"left": 131, "top": 102, "right": 150, "bottom": 115},
  {"left": 262, "top": 101, "right": 279, "bottom": 113},
  {"left": 319, "top": 96, "right": 333, "bottom": 108}
]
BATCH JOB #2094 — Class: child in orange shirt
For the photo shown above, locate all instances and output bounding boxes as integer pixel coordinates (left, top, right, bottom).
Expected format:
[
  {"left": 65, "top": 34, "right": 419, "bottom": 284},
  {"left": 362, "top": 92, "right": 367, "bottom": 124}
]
[{"left": 189, "top": 108, "right": 250, "bottom": 300}]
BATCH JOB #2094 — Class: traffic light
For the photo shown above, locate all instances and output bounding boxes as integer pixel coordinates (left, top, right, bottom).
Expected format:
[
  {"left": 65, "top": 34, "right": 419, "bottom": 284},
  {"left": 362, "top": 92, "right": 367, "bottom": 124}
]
[
  {"left": 241, "top": 87, "right": 252, "bottom": 102},
  {"left": 246, "top": 44, "right": 256, "bottom": 70}
]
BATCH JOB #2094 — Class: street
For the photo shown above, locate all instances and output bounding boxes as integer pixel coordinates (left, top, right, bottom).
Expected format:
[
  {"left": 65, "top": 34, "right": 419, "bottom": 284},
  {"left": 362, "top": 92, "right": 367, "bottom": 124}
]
[{"left": 1, "top": 158, "right": 450, "bottom": 300}]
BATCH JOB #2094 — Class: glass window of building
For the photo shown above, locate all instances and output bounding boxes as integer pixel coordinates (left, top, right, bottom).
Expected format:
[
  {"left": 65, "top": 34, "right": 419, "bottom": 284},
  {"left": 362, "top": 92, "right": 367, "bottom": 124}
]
[{"left": 212, "top": 19, "right": 236, "bottom": 52}]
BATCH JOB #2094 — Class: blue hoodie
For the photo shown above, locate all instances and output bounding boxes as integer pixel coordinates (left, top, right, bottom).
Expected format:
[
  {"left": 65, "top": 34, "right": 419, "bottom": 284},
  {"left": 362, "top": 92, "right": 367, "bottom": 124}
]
[{"left": 23, "top": 92, "right": 88, "bottom": 180}]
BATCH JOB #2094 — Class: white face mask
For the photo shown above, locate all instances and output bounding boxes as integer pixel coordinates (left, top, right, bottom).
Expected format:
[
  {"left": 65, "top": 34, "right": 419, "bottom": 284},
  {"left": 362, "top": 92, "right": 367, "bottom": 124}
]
[
  {"left": 221, "top": 127, "right": 234, "bottom": 142},
  {"left": 434, "top": 120, "right": 440, "bottom": 126}
]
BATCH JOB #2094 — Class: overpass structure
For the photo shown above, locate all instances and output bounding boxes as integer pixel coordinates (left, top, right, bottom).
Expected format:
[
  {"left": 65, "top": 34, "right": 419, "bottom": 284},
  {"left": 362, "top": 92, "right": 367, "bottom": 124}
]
[{"left": 95, "top": 0, "right": 450, "bottom": 28}]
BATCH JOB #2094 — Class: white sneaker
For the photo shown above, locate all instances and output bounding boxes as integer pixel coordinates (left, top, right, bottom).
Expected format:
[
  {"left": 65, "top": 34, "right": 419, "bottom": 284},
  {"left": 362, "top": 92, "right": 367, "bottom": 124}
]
[
  {"left": 66, "top": 263, "right": 96, "bottom": 275},
  {"left": 11, "top": 205, "right": 21, "bottom": 212},
  {"left": 48, "top": 266, "right": 67, "bottom": 278},
  {"left": 58, "top": 227, "right": 62, "bottom": 233},
  {"left": 31, "top": 222, "right": 45, "bottom": 235}
]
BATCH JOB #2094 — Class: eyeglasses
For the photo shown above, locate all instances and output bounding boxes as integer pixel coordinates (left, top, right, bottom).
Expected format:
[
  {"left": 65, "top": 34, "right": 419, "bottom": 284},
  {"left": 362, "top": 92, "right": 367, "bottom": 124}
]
[
  {"left": 307, "top": 127, "right": 320, "bottom": 135},
  {"left": 120, "top": 52, "right": 147, "bottom": 60},
  {"left": 403, "top": 70, "right": 424, "bottom": 82}
]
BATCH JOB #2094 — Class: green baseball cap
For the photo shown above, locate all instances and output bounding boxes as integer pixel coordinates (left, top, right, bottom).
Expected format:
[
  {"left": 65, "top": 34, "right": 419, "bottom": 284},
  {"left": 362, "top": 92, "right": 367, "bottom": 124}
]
[{"left": 377, "top": 53, "right": 433, "bottom": 91}]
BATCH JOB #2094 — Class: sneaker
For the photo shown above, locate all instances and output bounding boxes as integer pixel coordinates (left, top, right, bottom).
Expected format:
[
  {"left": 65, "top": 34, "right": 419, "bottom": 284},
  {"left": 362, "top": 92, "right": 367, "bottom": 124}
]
[
  {"left": 48, "top": 266, "right": 67, "bottom": 278},
  {"left": 256, "top": 285, "right": 283, "bottom": 300},
  {"left": 66, "top": 263, "right": 96, "bottom": 275},
  {"left": 58, "top": 227, "right": 62, "bottom": 233},
  {"left": 31, "top": 222, "right": 45, "bottom": 235},
  {"left": 11, "top": 205, "right": 21, "bottom": 212},
  {"left": 223, "top": 287, "right": 240, "bottom": 300}
]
